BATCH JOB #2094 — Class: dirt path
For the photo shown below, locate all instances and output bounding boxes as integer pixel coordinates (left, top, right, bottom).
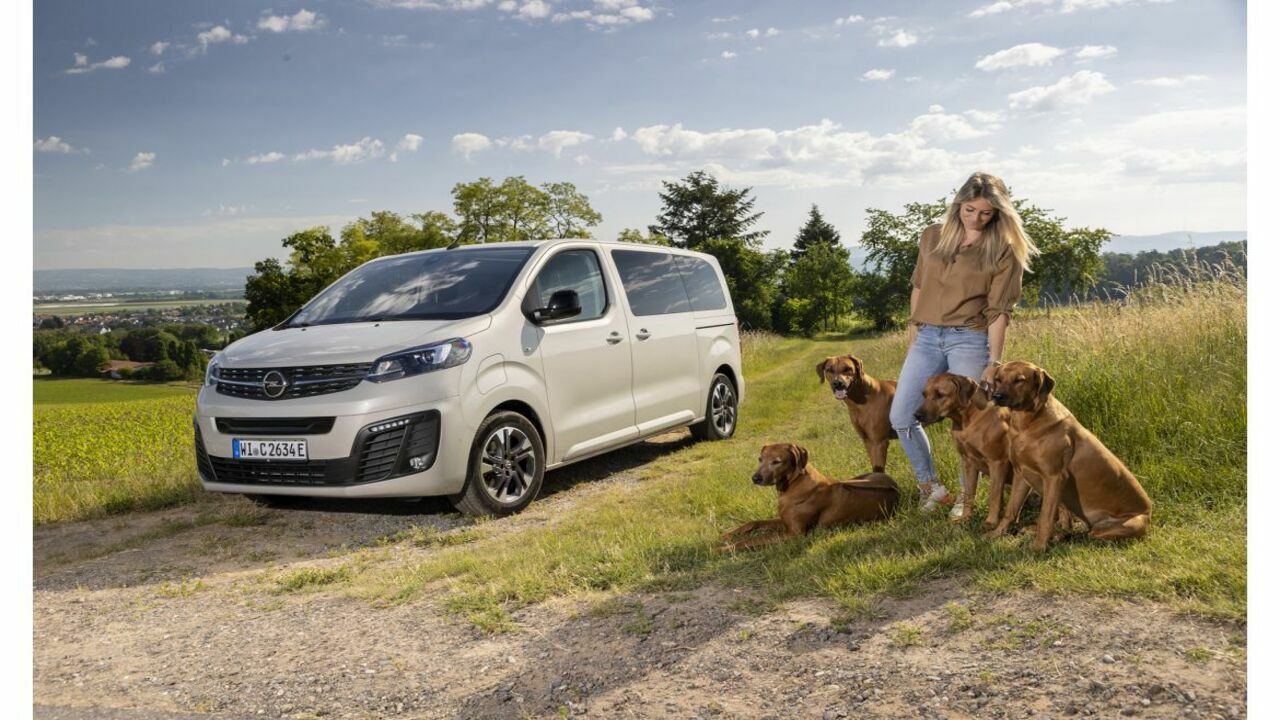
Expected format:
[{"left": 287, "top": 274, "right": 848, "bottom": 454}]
[{"left": 35, "top": 435, "right": 1246, "bottom": 720}]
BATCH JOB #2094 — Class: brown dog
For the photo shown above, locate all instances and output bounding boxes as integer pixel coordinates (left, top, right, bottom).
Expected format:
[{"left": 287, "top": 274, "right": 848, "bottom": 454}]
[
  {"left": 913, "top": 373, "right": 1013, "bottom": 527},
  {"left": 719, "top": 443, "right": 899, "bottom": 552},
  {"left": 817, "top": 355, "right": 897, "bottom": 473},
  {"left": 989, "top": 361, "right": 1153, "bottom": 551}
]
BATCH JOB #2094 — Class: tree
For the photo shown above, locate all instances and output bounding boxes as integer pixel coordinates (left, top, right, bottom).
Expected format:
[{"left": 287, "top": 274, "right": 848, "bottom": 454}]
[
  {"left": 543, "top": 182, "right": 602, "bottom": 238},
  {"left": 699, "top": 238, "right": 784, "bottom": 331},
  {"left": 453, "top": 177, "right": 506, "bottom": 244},
  {"left": 75, "top": 345, "right": 111, "bottom": 377},
  {"left": 791, "top": 204, "right": 842, "bottom": 260},
  {"left": 855, "top": 198, "right": 949, "bottom": 330},
  {"left": 497, "top": 176, "right": 551, "bottom": 240},
  {"left": 616, "top": 228, "right": 670, "bottom": 245},
  {"left": 780, "top": 239, "right": 857, "bottom": 336},
  {"left": 648, "top": 171, "right": 767, "bottom": 250},
  {"left": 1016, "top": 201, "right": 1107, "bottom": 306}
]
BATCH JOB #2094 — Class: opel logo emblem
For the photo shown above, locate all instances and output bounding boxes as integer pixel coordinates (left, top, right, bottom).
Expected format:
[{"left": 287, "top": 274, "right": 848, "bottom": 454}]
[{"left": 262, "top": 370, "right": 289, "bottom": 399}]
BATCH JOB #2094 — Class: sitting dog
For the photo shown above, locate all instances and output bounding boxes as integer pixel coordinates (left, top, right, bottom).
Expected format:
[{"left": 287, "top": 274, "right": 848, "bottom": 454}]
[
  {"left": 817, "top": 355, "right": 897, "bottom": 473},
  {"left": 913, "top": 373, "right": 1013, "bottom": 527},
  {"left": 989, "top": 361, "right": 1153, "bottom": 551},
  {"left": 719, "top": 443, "right": 899, "bottom": 552}
]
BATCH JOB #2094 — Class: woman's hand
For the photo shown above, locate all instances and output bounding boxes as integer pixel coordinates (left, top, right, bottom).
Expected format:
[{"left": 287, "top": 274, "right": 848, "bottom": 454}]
[
  {"left": 980, "top": 363, "right": 998, "bottom": 387},
  {"left": 907, "top": 324, "right": 918, "bottom": 347}
]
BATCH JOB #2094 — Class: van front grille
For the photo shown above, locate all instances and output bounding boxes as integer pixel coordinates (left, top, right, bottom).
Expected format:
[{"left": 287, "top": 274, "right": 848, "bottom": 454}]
[{"left": 215, "top": 363, "right": 371, "bottom": 401}]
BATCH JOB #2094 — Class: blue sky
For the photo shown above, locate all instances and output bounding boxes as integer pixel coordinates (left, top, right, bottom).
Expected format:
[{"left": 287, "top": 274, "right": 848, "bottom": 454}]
[{"left": 32, "top": 0, "right": 1246, "bottom": 269}]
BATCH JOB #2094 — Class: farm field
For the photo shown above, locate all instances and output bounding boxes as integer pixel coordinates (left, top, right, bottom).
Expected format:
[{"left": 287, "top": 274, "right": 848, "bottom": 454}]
[
  {"left": 32, "top": 297, "right": 244, "bottom": 313},
  {"left": 34, "top": 378, "right": 197, "bottom": 405}
]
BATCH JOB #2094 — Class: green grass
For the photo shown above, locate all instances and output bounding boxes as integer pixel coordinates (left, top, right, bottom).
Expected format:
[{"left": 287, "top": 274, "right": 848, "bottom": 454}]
[
  {"left": 34, "top": 391, "right": 201, "bottom": 524},
  {"left": 34, "top": 378, "right": 197, "bottom": 404},
  {"left": 354, "top": 269, "right": 1245, "bottom": 627}
]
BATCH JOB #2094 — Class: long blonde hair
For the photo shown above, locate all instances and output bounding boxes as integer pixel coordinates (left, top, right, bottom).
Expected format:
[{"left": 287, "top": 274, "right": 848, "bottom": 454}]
[{"left": 935, "top": 172, "right": 1038, "bottom": 271}]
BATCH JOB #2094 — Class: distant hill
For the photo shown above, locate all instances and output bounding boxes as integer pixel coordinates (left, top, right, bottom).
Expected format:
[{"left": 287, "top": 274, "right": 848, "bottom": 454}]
[
  {"left": 33, "top": 267, "right": 255, "bottom": 293},
  {"left": 1103, "top": 231, "right": 1246, "bottom": 255}
]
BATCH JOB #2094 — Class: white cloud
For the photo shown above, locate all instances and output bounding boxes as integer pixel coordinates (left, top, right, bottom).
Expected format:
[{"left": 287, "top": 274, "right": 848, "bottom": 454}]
[
  {"left": 908, "top": 109, "right": 990, "bottom": 142},
  {"left": 65, "top": 54, "right": 131, "bottom": 74},
  {"left": 745, "top": 28, "right": 759, "bottom": 39},
  {"left": 861, "top": 68, "right": 895, "bottom": 81},
  {"left": 517, "top": 1, "right": 551, "bottom": 20},
  {"left": 390, "top": 133, "right": 424, "bottom": 161},
  {"left": 705, "top": 31, "right": 732, "bottom": 40},
  {"left": 834, "top": 14, "right": 864, "bottom": 25},
  {"left": 451, "top": 132, "right": 493, "bottom": 159},
  {"left": 197, "top": 25, "right": 250, "bottom": 51},
  {"left": 293, "top": 137, "right": 386, "bottom": 164},
  {"left": 204, "top": 204, "right": 251, "bottom": 217},
  {"left": 258, "top": 9, "right": 325, "bottom": 33},
  {"left": 1134, "top": 74, "right": 1208, "bottom": 87},
  {"left": 710, "top": 15, "right": 739, "bottom": 23},
  {"left": 128, "top": 152, "right": 156, "bottom": 172},
  {"left": 964, "top": 109, "right": 1005, "bottom": 125},
  {"left": 975, "top": 43, "right": 1064, "bottom": 71},
  {"left": 148, "top": 62, "right": 165, "bottom": 73},
  {"left": 1007, "top": 70, "right": 1115, "bottom": 111},
  {"left": 221, "top": 158, "right": 231, "bottom": 167},
  {"left": 34, "top": 136, "right": 79, "bottom": 154},
  {"left": 1075, "top": 44, "right": 1117, "bottom": 60},
  {"left": 765, "top": 27, "right": 780, "bottom": 37},
  {"left": 611, "top": 127, "right": 628, "bottom": 141},
  {"left": 245, "top": 151, "right": 286, "bottom": 165},
  {"left": 721, "top": 51, "right": 737, "bottom": 60},
  {"left": 876, "top": 28, "right": 919, "bottom": 48},
  {"left": 150, "top": 41, "right": 170, "bottom": 55},
  {"left": 372, "top": 0, "right": 495, "bottom": 9},
  {"left": 537, "top": 130, "right": 593, "bottom": 158},
  {"left": 970, "top": 1, "right": 1015, "bottom": 16}
]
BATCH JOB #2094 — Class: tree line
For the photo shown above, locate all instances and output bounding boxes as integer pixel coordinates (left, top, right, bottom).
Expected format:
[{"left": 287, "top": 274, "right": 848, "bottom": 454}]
[
  {"left": 240, "top": 171, "right": 1123, "bottom": 336},
  {"left": 33, "top": 325, "right": 218, "bottom": 380}
]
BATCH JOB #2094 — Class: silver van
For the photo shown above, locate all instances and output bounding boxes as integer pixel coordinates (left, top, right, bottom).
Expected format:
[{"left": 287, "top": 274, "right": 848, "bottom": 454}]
[{"left": 195, "top": 240, "right": 743, "bottom": 515}]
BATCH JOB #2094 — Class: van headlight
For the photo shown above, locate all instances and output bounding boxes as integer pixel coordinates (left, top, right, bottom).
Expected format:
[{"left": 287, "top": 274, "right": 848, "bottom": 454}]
[
  {"left": 205, "top": 355, "right": 222, "bottom": 386},
  {"left": 367, "top": 338, "right": 472, "bottom": 383}
]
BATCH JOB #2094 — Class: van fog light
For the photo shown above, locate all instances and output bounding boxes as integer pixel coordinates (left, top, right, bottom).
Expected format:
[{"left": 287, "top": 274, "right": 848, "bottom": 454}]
[
  {"left": 409, "top": 455, "right": 430, "bottom": 471},
  {"left": 369, "top": 418, "right": 412, "bottom": 434}
]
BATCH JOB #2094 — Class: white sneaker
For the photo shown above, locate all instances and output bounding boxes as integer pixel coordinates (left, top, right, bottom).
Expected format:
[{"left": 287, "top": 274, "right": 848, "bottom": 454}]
[
  {"left": 949, "top": 500, "right": 966, "bottom": 520},
  {"left": 918, "top": 482, "right": 954, "bottom": 513}
]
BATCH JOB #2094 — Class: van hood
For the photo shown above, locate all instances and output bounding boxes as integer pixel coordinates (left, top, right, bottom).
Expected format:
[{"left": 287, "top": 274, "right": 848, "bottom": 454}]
[{"left": 220, "top": 316, "right": 492, "bottom": 367}]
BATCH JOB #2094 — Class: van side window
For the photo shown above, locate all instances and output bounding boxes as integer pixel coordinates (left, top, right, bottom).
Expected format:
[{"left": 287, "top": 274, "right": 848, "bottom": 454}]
[
  {"left": 673, "top": 256, "right": 728, "bottom": 311},
  {"left": 611, "top": 250, "right": 693, "bottom": 316},
  {"left": 530, "top": 249, "right": 608, "bottom": 321}
]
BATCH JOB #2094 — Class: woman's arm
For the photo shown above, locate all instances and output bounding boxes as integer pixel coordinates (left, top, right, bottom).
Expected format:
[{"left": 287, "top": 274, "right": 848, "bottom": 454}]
[
  {"left": 908, "top": 287, "right": 920, "bottom": 346},
  {"left": 982, "top": 314, "right": 1008, "bottom": 384}
]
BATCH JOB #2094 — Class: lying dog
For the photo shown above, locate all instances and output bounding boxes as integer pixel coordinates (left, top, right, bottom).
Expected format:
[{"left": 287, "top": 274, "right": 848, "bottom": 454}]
[
  {"left": 989, "top": 361, "right": 1153, "bottom": 551},
  {"left": 817, "top": 355, "right": 897, "bottom": 473},
  {"left": 719, "top": 443, "right": 899, "bottom": 552},
  {"left": 913, "top": 373, "right": 1013, "bottom": 527}
]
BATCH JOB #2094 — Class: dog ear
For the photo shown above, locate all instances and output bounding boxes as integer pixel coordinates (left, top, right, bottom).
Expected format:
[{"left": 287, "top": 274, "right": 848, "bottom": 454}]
[
  {"left": 847, "top": 355, "right": 865, "bottom": 381},
  {"left": 846, "top": 355, "right": 869, "bottom": 403},
  {"left": 1036, "top": 368, "right": 1056, "bottom": 408},
  {"left": 816, "top": 358, "right": 830, "bottom": 384},
  {"left": 954, "top": 375, "right": 975, "bottom": 404},
  {"left": 789, "top": 444, "right": 809, "bottom": 471}
]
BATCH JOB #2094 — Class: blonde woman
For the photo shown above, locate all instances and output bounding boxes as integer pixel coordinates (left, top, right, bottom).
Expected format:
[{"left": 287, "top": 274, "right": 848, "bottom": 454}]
[{"left": 889, "top": 172, "right": 1039, "bottom": 515}]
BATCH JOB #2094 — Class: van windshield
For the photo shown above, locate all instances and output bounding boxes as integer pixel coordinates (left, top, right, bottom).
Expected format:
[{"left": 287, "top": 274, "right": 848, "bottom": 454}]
[{"left": 282, "top": 246, "right": 535, "bottom": 327}]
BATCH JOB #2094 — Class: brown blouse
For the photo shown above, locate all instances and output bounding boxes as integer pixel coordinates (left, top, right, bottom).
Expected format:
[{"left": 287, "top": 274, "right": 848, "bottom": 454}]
[{"left": 909, "top": 223, "right": 1023, "bottom": 331}]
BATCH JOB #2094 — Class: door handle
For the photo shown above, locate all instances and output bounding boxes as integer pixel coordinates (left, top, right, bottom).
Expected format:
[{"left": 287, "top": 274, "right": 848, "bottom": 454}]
[
  {"left": 606, "top": 332, "right": 623, "bottom": 345},
  {"left": 635, "top": 329, "right": 651, "bottom": 341}
]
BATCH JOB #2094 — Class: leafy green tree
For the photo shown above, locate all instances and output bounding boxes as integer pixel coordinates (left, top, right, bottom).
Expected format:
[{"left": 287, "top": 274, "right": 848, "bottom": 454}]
[
  {"left": 780, "top": 241, "right": 856, "bottom": 335},
  {"left": 699, "top": 238, "right": 784, "bottom": 331},
  {"left": 543, "top": 182, "right": 602, "bottom": 238},
  {"left": 497, "top": 176, "right": 551, "bottom": 240},
  {"left": 453, "top": 178, "right": 508, "bottom": 243},
  {"left": 648, "top": 171, "right": 767, "bottom": 250},
  {"left": 75, "top": 345, "right": 111, "bottom": 376},
  {"left": 616, "top": 228, "right": 670, "bottom": 245},
  {"left": 855, "top": 198, "right": 948, "bottom": 330},
  {"left": 1016, "top": 202, "right": 1107, "bottom": 305}
]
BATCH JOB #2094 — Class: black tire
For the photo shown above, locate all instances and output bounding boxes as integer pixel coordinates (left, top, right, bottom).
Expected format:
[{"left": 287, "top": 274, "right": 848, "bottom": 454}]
[
  {"left": 243, "top": 493, "right": 301, "bottom": 509},
  {"left": 450, "top": 411, "right": 546, "bottom": 517},
  {"left": 690, "top": 373, "right": 738, "bottom": 441}
]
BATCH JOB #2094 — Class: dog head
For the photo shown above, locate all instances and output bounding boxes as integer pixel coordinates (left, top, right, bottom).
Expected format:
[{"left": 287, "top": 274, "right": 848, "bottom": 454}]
[
  {"left": 816, "top": 355, "right": 867, "bottom": 403},
  {"left": 752, "top": 443, "right": 809, "bottom": 493},
  {"left": 915, "top": 373, "right": 981, "bottom": 425},
  {"left": 990, "top": 361, "right": 1055, "bottom": 413}
]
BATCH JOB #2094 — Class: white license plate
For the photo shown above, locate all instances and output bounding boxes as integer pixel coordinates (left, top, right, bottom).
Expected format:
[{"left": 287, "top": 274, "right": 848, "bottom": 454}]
[{"left": 233, "top": 438, "right": 308, "bottom": 461}]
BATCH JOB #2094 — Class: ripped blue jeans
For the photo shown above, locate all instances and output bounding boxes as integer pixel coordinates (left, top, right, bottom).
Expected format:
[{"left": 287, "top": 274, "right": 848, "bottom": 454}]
[{"left": 889, "top": 324, "right": 990, "bottom": 485}]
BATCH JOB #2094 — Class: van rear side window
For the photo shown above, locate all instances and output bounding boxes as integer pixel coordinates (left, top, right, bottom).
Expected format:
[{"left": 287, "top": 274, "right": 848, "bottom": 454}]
[
  {"left": 611, "top": 250, "right": 692, "bottom": 316},
  {"left": 673, "top": 256, "right": 727, "bottom": 311}
]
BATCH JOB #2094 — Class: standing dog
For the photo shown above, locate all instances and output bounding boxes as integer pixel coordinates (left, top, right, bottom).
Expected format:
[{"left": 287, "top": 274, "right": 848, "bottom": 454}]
[
  {"left": 719, "top": 443, "right": 899, "bottom": 553},
  {"left": 913, "top": 373, "right": 1013, "bottom": 527},
  {"left": 817, "top": 355, "right": 897, "bottom": 473},
  {"left": 989, "top": 361, "right": 1153, "bottom": 551}
]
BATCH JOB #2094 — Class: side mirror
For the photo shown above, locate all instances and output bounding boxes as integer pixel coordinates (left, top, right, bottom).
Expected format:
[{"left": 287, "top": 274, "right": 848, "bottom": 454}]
[{"left": 531, "top": 289, "right": 581, "bottom": 323}]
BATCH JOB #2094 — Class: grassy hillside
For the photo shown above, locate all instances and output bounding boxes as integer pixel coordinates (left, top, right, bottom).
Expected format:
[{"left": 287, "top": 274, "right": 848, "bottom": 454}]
[
  {"left": 353, "top": 269, "right": 1245, "bottom": 622},
  {"left": 34, "top": 378, "right": 197, "bottom": 405}
]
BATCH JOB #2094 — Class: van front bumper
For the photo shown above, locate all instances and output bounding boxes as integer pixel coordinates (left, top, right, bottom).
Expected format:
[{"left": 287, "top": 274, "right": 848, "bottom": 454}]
[{"left": 194, "top": 391, "right": 472, "bottom": 498}]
